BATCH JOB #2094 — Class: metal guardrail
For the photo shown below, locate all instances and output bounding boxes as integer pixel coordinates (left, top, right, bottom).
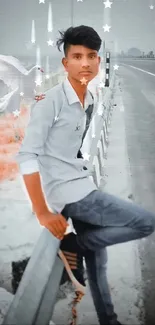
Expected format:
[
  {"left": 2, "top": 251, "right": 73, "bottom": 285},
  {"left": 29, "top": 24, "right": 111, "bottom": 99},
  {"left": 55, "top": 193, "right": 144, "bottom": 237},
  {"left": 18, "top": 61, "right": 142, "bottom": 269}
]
[
  {"left": 82, "top": 70, "right": 115, "bottom": 188},
  {"left": 43, "top": 70, "right": 66, "bottom": 92},
  {"left": 2, "top": 53, "right": 115, "bottom": 325}
]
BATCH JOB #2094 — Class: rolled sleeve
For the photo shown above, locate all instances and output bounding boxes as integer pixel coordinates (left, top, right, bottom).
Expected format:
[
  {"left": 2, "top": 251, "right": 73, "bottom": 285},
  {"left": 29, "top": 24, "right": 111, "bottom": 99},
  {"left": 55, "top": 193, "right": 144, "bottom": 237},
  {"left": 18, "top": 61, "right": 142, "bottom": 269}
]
[
  {"left": 16, "top": 91, "right": 56, "bottom": 165},
  {"left": 19, "top": 159, "right": 39, "bottom": 175}
]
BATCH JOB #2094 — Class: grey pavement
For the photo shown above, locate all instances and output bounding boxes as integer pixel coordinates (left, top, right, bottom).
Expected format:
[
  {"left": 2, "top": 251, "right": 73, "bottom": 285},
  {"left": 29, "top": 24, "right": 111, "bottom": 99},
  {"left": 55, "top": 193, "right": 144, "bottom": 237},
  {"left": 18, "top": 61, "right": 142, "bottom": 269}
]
[{"left": 116, "top": 58, "right": 155, "bottom": 325}]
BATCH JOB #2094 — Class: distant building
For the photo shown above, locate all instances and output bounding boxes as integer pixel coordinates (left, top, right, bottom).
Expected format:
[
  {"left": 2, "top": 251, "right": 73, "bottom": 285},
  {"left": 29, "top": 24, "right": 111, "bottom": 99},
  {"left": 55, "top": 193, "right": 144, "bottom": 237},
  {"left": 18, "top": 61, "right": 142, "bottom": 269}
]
[{"left": 127, "top": 48, "right": 142, "bottom": 57}]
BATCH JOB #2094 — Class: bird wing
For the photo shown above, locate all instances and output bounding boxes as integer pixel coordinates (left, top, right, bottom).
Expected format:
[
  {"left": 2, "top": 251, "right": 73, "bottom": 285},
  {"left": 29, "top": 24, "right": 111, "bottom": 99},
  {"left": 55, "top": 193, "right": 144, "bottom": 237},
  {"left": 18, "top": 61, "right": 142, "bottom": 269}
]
[
  {"left": 0, "top": 55, "right": 28, "bottom": 90},
  {"left": 0, "top": 55, "right": 42, "bottom": 100},
  {"left": 0, "top": 87, "right": 19, "bottom": 113}
]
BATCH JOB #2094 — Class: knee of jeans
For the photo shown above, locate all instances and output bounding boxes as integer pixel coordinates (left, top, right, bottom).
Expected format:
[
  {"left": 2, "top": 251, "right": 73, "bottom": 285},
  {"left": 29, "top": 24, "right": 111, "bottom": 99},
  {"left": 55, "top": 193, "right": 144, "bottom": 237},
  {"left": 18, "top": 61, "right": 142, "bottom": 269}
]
[{"left": 96, "top": 248, "right": 108, "bottom": 270}]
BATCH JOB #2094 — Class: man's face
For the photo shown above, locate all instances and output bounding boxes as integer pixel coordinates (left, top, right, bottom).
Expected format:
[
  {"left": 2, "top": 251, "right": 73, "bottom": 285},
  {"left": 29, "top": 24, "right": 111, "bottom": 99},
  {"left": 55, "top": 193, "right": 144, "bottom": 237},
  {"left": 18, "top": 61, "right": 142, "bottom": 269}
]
[{"left": 62, "top": 45, "right": 101, "bottom": 83}]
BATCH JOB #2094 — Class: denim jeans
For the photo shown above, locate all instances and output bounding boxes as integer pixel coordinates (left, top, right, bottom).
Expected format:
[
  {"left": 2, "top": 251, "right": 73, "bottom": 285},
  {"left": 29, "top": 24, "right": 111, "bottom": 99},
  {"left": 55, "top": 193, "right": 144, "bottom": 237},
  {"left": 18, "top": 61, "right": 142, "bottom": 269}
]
[{"left": 61, "top": 189, "right": 155, "bottom": 325}]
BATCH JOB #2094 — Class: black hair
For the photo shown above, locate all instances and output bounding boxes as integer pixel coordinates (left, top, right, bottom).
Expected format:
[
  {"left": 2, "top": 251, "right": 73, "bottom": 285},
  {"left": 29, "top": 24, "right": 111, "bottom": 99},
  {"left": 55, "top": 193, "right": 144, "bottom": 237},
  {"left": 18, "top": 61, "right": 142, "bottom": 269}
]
[{"left": 56, "top": 25, "right": 102, "bottom": 56}]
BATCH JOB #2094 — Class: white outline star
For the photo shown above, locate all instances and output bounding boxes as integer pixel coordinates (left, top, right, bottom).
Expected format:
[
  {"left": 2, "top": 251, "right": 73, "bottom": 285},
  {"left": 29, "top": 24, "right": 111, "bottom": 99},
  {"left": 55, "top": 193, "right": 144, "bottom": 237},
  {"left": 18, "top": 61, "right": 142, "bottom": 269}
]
[
  {"left": 97, "top": 109, "right": 103, "bottom": 116},
  {"left": 92, "top": 133, "right": 96, "bottom": 138},
  {"left": 35, "top": 79, "right": 42, "bottom": 87},
  {"left": 83, "top": 152, "right": 90, "bottom": 161},
  {"left": 103, "top": 24, "right": 111, "bottom": 32},
  {"left": 113, "top": 64, "right": 119, "bottom": 70},
  {"left": 47, "top": 39, "right": 54, "bottom": 46},
  {"left": 103, "top": 0, "right": 113, "bottom": 9},
  {"left": 39, "top": 0, "right": 45, "bottom": 3},
  {"left": 149, "top": 5, "right": 154, "bottom": 10},
  {"left": 20, "top": 92, "right": 24, "bottom": 97},
  {"left": 99, "top": 82, "right": 105, "bottom": 89},
  {"left": 54, "top": 116, "right": 59, "bottom": 122},
  {"left": 13, "top": 110, "right": 20, "bottom": 118}
]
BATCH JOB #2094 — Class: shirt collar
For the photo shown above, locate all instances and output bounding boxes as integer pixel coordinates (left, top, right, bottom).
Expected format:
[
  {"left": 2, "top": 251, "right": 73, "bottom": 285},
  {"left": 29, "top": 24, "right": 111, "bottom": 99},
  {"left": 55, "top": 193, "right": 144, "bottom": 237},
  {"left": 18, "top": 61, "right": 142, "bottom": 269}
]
[{"left": 63, "top": 77, "right": 93, "bottom": 110}]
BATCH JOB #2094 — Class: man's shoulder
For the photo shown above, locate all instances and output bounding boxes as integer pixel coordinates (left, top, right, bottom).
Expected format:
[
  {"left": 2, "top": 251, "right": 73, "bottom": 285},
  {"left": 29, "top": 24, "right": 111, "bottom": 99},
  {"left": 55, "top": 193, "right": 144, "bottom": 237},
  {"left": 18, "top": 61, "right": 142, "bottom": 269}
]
[
  {"left": 44, "top": 82, "right": 64, "bottom": 101},
  {"left": 32, "top": 82, "right": 65, "bottom": 117}
]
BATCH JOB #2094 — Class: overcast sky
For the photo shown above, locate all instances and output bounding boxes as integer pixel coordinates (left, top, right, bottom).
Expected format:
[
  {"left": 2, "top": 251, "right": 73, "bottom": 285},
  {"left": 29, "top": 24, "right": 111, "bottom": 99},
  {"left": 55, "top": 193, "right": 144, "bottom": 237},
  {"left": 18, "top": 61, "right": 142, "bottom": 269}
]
[{"left": 0, "top": 0, "right": 155, "bottom": 57}]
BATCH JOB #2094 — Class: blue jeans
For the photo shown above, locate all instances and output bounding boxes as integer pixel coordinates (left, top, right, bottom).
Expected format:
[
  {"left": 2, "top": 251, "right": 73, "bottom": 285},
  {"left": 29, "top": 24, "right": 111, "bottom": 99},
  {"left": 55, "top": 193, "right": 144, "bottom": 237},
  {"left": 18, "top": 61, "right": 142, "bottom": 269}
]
[{"left": 62, "top": 189, "right": 155, "bottom": 325}]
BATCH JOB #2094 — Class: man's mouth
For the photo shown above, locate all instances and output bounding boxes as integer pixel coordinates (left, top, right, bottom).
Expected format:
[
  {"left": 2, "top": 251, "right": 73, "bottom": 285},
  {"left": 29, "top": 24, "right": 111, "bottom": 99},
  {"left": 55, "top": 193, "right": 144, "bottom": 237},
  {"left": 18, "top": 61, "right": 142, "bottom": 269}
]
[{"left": 79, "top": 71, "right": 92, "bottom": 75}]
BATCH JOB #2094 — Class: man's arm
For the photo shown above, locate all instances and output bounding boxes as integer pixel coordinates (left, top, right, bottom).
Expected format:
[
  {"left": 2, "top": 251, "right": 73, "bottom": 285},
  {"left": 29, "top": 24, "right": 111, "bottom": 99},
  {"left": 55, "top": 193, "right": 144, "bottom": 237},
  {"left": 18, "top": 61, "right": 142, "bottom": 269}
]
[
  {"left": 20, "top": 161, "right": 68, "bottom": 239},
  {"left": 16, "top": 94, "right": 68, "bottom": 238},
  {"left": 19, "top": 159, "right": 48, "bottom": 217},
  {"left": 16, "top": 94, "right": 55, "bottom": 215},
  {"left": 16, "top": 93, "right": 55, "bottom": 164},
  {"left": 23, "top": 172, "right": 48, "bottom": 217}
]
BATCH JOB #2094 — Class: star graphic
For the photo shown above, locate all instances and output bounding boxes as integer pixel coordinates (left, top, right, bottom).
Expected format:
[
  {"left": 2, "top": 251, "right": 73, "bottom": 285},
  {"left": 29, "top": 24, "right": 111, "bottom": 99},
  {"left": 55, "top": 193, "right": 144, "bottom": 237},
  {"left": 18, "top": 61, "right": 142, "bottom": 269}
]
[
  {"left": 35, "top": 79, "right": 42, "bottom": 86},
  {"left": 103, "top": 0, "right": 113, "bottom": 8},
  {"left": 103, "top": 24, "right": 111, "bottom": 32},
  {"left": 39, "top": 0, "right": 45, "bottom": 3},
  {"left": 47, "top": 39, "right": 54, "bottom": 46},
  {"left": 20, "top": 92, "right": 24, "bottom": 96},
  {"left": 48, "top": 27, "right": 53, "bottom": 32},
  {"left": 92, "top": 133, "right": 96, "bottom": 138},
  {"left": 113, "top": 64, "right": 119, "bottom": 70},
  {"left": 77, "top": 0, "right": 83, "bottom": 2},
  {"left": 97, "top": 110, "right": 103, "bottom": 117},
  {"left": 83, "top": 152, "right": 90, "bottom": 161},
  {"left": 13, "top": 110, "right": 20, "bottom": 118},
  {"left": 45, "top": 74, "right": 50, "bottom": 79},
  {"left": 54, "top": 116, "right": 59, "bottom": 122},
  {"left": 149, "top": 5, "right": 154, "bottom": 10},
  {"left": 80, "top": 77, "right": 88, "bottom": 85},
  {"left": 99, "top": 82, "right": 105, "bottom": 89}
]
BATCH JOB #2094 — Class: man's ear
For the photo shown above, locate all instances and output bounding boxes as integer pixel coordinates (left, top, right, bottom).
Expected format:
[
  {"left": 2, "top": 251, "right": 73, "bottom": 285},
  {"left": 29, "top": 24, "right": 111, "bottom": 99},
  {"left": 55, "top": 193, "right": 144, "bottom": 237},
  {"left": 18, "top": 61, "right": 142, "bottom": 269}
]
[
  {"left": 98, "top": 56, "right": 101, "bottom": 64},
  {"left": 62, "top": 57, "right": 68, "bottom": 71}
]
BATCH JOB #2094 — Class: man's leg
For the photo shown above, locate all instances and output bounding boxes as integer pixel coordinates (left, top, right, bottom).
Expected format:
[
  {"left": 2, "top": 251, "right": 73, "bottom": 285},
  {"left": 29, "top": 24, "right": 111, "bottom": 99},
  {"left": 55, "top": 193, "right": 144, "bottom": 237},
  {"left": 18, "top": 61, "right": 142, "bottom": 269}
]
[
  {"left": 84, "top": 247, "right": 119, "bottom": 325},
  {"left": 62, "top": 189, "right": 155, "bottom": 324},
  {"left": 62, "top": 189, "right": 155, "bottom": 251}
]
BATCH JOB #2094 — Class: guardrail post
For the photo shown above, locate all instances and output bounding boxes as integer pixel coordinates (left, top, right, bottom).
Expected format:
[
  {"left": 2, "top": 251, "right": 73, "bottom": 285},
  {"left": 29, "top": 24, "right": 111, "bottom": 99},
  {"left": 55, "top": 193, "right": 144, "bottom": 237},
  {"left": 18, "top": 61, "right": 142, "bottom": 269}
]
[
  {"left": 97, "top": 140, "right": 105, "bottom": 177},
  {"left": 105, "top": 52, "right": 110, "bottom": 87}
]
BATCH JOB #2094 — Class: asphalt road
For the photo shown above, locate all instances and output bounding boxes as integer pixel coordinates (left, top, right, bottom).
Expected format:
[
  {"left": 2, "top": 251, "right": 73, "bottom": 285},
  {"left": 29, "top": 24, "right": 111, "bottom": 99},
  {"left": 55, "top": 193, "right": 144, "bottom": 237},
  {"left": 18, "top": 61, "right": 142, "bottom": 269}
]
[{"left": 116, "top": 58, "right": 155, "bottom": 325}]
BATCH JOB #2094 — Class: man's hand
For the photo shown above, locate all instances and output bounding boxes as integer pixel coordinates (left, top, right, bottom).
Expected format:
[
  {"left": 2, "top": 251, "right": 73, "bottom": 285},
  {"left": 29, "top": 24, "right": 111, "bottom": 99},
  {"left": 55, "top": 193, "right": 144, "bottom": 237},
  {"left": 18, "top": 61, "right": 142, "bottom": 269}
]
[{"left": 38, "top": 211, "right": 68, "bottom": 240}]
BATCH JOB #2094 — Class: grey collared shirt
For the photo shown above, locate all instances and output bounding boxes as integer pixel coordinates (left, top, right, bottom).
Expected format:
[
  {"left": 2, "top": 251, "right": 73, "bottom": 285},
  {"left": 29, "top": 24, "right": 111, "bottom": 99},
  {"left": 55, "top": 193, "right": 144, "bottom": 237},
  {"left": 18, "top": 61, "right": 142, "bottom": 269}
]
[{"left": 16, "top": 78, "right": 97, "bottom": 213}]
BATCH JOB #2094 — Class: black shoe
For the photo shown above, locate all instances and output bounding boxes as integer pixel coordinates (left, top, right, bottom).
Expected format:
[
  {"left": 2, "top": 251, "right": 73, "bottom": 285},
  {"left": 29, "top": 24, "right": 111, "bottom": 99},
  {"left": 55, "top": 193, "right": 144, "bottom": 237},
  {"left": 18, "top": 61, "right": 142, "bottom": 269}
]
[
  {"left": 59, "top": 232, "right": 86, "bottom": 287},
  {"left": 11, "top": 233, "right": 86, "bottom": 294},
  {"left": 12, "top": 257, "right": 30, "bottom": 294}
]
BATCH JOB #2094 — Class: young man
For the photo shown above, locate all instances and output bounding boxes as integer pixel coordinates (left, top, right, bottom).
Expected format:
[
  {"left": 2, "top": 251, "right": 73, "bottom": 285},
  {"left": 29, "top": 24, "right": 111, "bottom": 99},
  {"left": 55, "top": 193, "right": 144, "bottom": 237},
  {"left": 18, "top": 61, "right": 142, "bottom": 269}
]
[{"left": 16, "top": 25, "right": 155, "bottom": 325}]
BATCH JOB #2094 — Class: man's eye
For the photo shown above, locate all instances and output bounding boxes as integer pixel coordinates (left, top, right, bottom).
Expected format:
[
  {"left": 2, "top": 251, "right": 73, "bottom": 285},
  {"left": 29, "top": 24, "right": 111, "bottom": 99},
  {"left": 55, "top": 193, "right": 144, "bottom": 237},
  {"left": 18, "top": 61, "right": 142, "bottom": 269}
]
[{"left": 90, "top": 54, "right": 96, "bottom": 59}]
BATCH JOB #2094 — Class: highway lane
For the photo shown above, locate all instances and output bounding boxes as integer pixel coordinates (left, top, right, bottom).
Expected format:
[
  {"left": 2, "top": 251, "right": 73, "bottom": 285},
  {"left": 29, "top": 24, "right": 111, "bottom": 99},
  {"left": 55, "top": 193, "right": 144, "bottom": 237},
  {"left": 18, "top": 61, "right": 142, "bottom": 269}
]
[
  {"left": 119, "top": 58, "right": 155, "bottom": 75},
  {"left": 116, "top": 59, "right": 155, "bottom": 325}
]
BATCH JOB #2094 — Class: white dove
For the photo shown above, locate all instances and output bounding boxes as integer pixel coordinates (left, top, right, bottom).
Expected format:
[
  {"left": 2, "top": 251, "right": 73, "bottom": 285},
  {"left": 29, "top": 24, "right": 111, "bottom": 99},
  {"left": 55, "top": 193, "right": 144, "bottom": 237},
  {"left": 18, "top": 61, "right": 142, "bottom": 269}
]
[{"left": 0, "top": 55, "right": 44, "bottom": 113}]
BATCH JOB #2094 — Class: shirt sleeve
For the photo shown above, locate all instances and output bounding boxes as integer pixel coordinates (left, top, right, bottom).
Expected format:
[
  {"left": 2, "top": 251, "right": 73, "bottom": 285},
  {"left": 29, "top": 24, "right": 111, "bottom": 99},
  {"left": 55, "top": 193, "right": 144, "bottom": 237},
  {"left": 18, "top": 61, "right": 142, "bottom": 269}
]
[
  {"left": 16, "top": 90, "right": 56, "bottom": 166},
  {"left": 19, "top": 159, "right": 39, "bottom": 175}
]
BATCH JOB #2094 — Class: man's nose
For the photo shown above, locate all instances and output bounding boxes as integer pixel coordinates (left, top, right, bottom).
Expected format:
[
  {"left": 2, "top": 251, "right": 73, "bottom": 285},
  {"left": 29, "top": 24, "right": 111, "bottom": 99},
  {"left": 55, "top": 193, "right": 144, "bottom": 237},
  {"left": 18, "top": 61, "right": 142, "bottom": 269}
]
[{"left": 81, "top": 58, "right": 90, "bottom": 68}]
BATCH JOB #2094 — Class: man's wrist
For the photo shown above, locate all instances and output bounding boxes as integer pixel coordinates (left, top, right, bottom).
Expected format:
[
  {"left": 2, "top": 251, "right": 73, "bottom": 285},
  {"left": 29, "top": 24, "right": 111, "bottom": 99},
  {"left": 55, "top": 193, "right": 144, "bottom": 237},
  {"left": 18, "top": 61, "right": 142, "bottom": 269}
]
[{"left": 36, "top": 207, "right": 50, "bottom": 220}]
